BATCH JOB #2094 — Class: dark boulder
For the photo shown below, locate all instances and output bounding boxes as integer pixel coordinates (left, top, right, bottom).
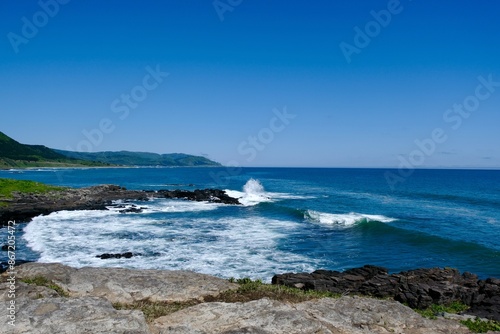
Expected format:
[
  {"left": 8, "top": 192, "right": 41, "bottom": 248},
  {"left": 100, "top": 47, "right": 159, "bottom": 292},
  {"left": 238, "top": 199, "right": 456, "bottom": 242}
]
[
  {"left": 96, "top": 252, "right": 135, "bottom": 259},
  {"left": 467, "top": 277, "right": 500, "bottom": 321},
  {"left": 119, "top": 206, "right": 144, "bottom": 213},
  {"left": 157, "top": 189, "right": 240, "bottom": 205}
]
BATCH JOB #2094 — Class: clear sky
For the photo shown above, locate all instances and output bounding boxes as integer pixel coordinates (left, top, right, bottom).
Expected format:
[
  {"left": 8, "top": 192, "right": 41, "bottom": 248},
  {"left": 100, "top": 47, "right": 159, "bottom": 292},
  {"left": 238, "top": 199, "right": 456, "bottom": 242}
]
[{"left": 1, "top": 0, "right": 499, "bottom": 168}]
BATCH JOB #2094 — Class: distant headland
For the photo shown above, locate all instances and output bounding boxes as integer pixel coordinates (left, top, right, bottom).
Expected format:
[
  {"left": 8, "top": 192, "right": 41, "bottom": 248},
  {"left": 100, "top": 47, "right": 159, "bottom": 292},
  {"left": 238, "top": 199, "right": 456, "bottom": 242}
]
[{"left": 0, "top": 131, "right": 221, "bottom": 169}]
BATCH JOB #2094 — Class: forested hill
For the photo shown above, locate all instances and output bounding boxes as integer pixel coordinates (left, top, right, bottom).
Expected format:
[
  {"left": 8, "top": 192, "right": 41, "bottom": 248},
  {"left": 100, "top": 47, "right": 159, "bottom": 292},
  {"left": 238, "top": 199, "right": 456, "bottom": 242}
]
[
  {"left": 0, "top": 131, "right": 220, "bottom": 168},
  {"left": 53, "top": 150, "right": 221, "bottom": 167},
  {"left": 0, "top": 131, "right": 108, "bottom": 168}
]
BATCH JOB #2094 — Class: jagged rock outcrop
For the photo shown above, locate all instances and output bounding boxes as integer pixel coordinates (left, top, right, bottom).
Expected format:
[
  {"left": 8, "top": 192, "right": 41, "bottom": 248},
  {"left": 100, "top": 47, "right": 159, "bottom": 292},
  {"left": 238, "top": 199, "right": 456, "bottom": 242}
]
[
  {"left": 0, "top": 185, "right": 240, "bottom": 226},
  {"left": 156, "top": 189, "right": 240, "bottom": 205},
  {"left": 468, "top": 278, "right": 500, "bottom": 321},
  {"left": 272, "top": 265, "right": 500, "bottom": 322}
]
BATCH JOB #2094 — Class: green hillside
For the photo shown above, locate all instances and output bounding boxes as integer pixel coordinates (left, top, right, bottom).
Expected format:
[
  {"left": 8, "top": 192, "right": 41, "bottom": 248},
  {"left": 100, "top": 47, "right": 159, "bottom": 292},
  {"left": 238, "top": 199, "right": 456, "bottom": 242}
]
[
  {"left": 0, "top": 131, "right": 110, "bottom": 169},
  {"left": 0, "top": 131, "right": 220, "bottom": 168},
  {"left": 54, "top": 150, "right": 221, "bottom": 167},
  {"left": 0, "top": 131, "right": 66, "bottom": 161}
]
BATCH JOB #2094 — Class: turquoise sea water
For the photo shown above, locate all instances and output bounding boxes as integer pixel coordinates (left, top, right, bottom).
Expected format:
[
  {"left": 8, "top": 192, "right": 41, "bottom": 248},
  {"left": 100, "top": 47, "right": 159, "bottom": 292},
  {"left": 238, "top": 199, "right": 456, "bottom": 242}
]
[{"left": 2, "top": 167, "right": 499, "bottom": 280}]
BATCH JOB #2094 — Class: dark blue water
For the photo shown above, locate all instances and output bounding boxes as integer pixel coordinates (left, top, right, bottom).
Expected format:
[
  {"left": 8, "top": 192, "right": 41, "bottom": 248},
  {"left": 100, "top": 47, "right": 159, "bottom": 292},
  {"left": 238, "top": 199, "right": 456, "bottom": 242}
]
[{"left": 1, "top": 167, "right": 499, "bottom": 280}]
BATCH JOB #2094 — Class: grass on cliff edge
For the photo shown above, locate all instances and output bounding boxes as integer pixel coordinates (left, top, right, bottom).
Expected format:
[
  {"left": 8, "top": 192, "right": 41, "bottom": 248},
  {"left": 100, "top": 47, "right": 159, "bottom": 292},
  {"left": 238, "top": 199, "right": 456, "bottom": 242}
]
[
  {"left": 113, "top": 278, "right": 342, "bottom": 322},
  {"left": 20, "top": 276, "right": 69, "bottom": 297},
  {"left": 415, "top": 301, "right": 469, "bottom": 319},
  {"left": 414, "top": 302, "right": 500, "bottom": 333},
  {"left": 460, "top": 318, "right": 500, "bottom": 333},
  {"left": 0, "top": 178, "right": 65, "bottom": 199}
]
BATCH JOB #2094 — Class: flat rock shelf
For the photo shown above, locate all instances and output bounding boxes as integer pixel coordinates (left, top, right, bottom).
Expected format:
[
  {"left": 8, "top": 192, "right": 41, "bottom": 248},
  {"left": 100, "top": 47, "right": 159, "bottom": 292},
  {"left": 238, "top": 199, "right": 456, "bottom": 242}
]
[{"left": 1, "top": 263, "right": 495, "bottom": 334}]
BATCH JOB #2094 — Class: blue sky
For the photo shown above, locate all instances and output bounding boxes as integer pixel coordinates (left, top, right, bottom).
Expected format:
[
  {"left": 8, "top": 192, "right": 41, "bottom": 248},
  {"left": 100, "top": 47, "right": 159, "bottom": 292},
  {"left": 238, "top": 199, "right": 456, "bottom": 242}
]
[{"left": 1, "top": 0, "right": 499, "bottom": 168}]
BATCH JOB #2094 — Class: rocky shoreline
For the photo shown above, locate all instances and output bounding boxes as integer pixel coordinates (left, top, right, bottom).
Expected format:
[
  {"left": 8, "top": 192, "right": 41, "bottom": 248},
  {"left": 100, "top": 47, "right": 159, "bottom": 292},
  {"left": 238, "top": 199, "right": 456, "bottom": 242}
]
[
  {"left": 273, "top": 265, "right": 500, "bottom": 322},
  {"left": 3, "top": 263, "right": 498, "bottom": 334},
  {"left": 0, "top": 184, "right": 240, "bottom": 226}
]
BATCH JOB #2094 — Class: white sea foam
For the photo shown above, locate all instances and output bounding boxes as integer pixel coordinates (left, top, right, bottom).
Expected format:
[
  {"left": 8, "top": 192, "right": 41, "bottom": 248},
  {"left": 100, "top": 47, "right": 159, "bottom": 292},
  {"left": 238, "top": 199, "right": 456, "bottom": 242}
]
[
  {"left": 107, "top": 198, "right": 222, "bottom": 214},
  {"left": 305, "top": 210, "right": 396, "bottom": 227},
  {"left": 23, "top": 209, "right": 317, "bottom": 281},
  {"left": 226, "top": 179, "right": 313, "bottom": 206},
  {"left": 142, "top": 198, "right": 222, "bottom": 213}
]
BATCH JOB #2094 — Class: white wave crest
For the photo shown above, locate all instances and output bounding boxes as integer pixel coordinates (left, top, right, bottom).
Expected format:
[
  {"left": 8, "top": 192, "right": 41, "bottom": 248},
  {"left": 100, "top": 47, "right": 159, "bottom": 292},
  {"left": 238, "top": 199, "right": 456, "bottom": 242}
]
[
  {"left": 305, "top": 210, "right": 396, "bottom": 227},
  {"left": 225, "top": 179, "right": 272, "bottom": 206}
]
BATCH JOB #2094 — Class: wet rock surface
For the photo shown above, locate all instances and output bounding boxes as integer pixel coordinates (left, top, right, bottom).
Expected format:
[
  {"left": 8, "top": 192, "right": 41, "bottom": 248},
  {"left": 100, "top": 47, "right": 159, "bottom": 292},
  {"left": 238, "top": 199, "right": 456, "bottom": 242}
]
[
  {"left": 95, "top": 252, "right": 135, "bottom": 259},
  {"left": 272, "top": 265, "right": 500, "bottom": 322}
]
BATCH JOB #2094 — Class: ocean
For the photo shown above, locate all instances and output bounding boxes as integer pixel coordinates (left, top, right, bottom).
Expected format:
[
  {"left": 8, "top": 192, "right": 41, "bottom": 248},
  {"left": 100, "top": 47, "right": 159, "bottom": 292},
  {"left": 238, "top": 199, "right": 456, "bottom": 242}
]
[{"left": 2, "top": 167, "right": 500, "bottom": 281}]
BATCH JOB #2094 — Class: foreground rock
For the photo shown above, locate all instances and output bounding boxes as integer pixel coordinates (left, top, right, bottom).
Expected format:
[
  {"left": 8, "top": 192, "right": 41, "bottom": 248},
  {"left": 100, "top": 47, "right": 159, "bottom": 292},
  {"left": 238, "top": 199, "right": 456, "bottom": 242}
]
[
  {"left": 272, "top": 265, "right": 500, "bottom": 322},
  {"left": 1, "top": 263, "right": 238, "bottom": 333},
  {"left": 153, "top": 297, "right": 470, "bottom": 334},
  {"left": 0, "top": 263, "right": 492, "bottom": 334},
  {"left": 1, "top": 263, "right": 479, "bottom": 334},
  {"left": 9, "top": 262, "right": 238, "bottom": 304},
  {"left": 0, "top": 184, "right": 240, "bottom": 226},
  {"left": 3, "top": 296, "right": 150, "bottom": 334}
]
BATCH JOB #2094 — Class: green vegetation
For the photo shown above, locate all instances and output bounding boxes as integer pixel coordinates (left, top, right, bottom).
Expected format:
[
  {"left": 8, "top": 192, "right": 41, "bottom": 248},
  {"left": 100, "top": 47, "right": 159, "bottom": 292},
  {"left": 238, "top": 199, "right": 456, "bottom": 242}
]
[
  {"left": 214, "top": 277, "right": 341, "bottom": 303},
  {"left": 53, "top": 149, "right": 221, "bottom": 167},
  {"left": 415, "top": 302, "right": 500, "bottom": 333},
  {"left": 415, "top": 301, "right": 469, "bottom": 319},
  {"left": 113, "top": 300, "right": 200, "bottom": 322},
  {"left": 460, "top": 318, "right": 500, "bottom": 333},
  {"left": 21, "top": 276, "right": 69, "bottom": 297},
  {"left": 0, "top": 178, "right": 65, "bottom": 199},
  {"left": 0, "top": 131, "right": 111, "bottom": 169},
  {"left": 0, "top": 131, "right": 66, "bottom": 161},
  {"left": 113, "top": 278, "right": 341, "bottom": 322},
  {"left": 0, "top": 131, "right": 220, "bottom": 168}
]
